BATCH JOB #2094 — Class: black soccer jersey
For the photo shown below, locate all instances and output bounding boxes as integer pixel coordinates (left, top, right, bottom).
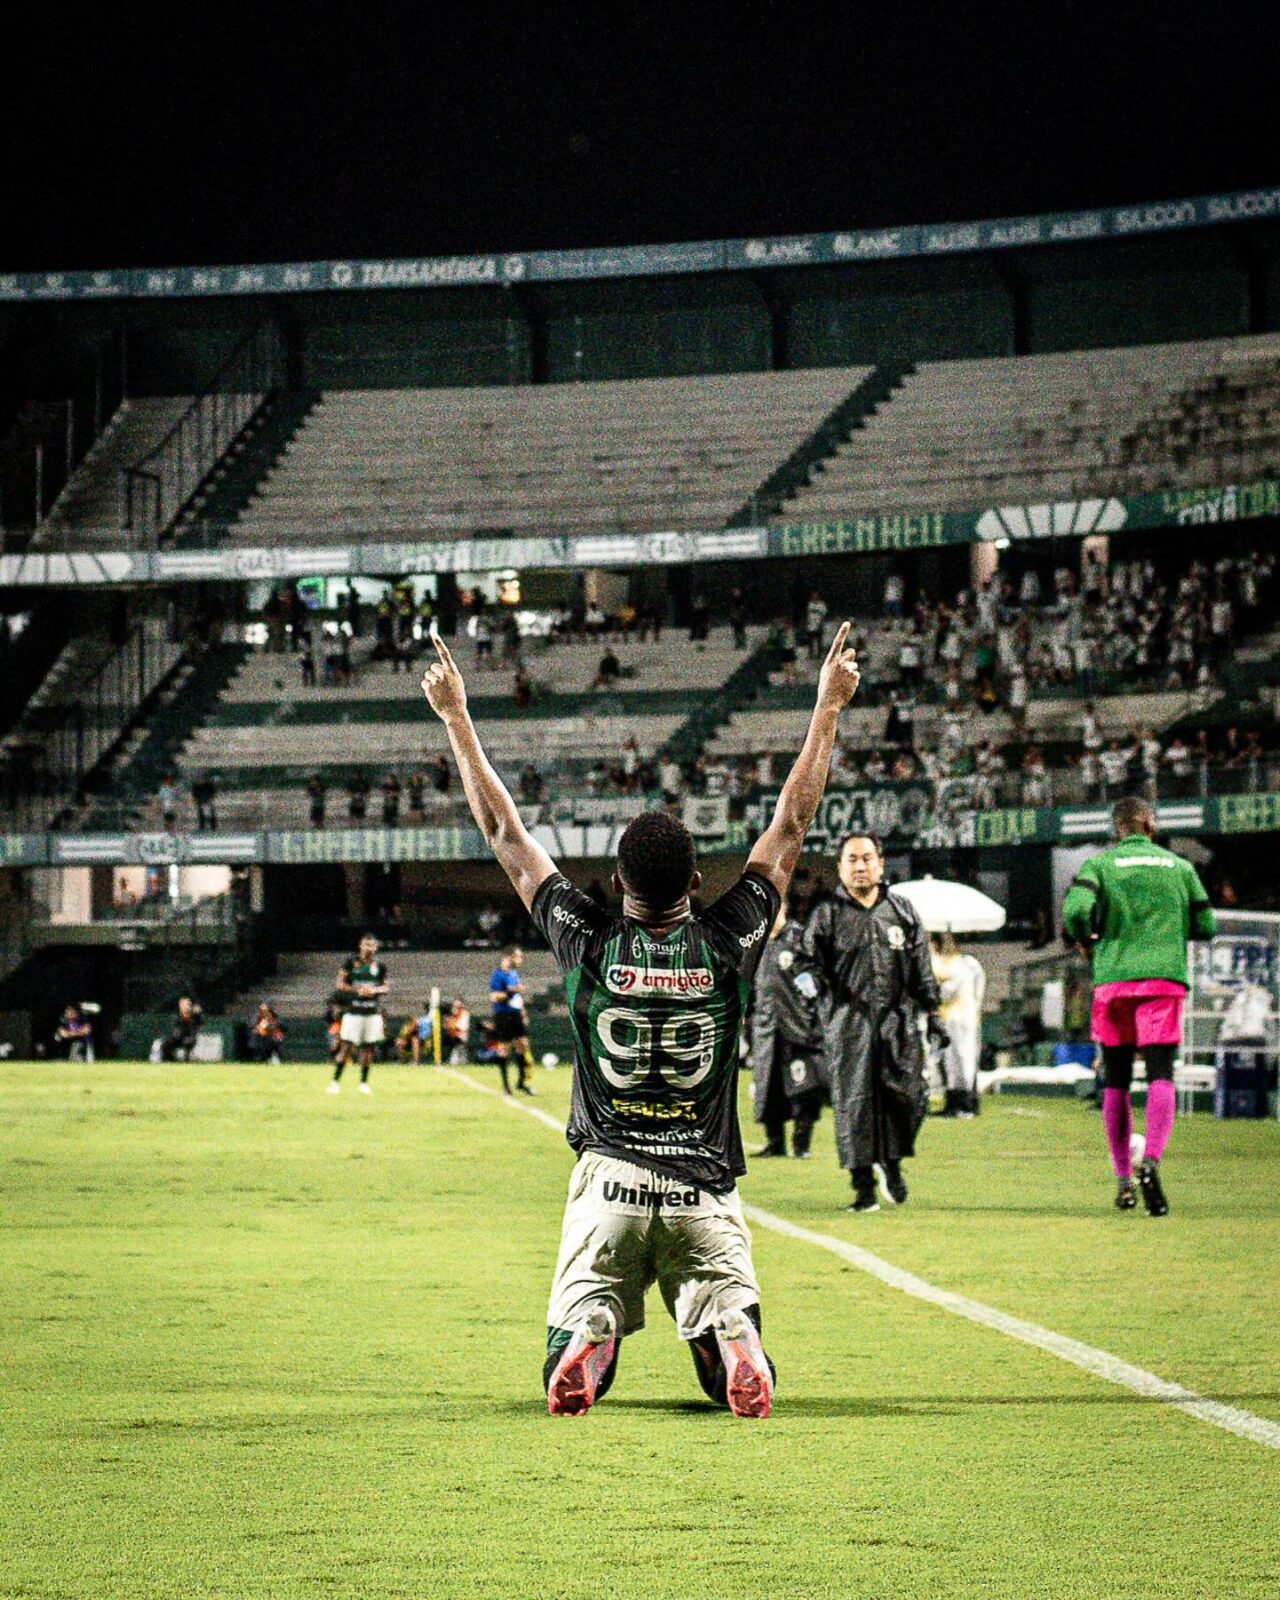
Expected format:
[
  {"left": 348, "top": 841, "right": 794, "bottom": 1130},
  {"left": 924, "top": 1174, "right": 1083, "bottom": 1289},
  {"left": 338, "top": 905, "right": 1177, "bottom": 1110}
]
[
  {"left": 531, "top": 870, "right": 780, "bottom": 1192},
  {"left": 340, "top": 957, "right": 387, "bottom": 1015}
]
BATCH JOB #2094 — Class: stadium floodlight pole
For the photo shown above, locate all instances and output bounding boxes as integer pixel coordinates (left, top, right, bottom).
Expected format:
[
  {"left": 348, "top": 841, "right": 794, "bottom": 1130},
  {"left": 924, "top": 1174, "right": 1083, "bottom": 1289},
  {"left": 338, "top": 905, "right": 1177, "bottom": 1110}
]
[
  {"left": 430, "top": 985, "right": 442, "bottom": 1066},
  {"left": 420, "top": 622, "right": 859, "bottom": 911}
]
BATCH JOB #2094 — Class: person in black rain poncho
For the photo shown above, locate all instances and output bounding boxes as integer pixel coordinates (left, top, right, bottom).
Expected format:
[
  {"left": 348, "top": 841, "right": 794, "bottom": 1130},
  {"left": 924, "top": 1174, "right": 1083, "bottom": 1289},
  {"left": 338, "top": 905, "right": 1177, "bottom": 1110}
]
[
  {"left": 803, "top": 833, "right": 947, "bottom": 1212},
  {"left": 749, "top": 897, "right": 827, "bottom": 1159}
]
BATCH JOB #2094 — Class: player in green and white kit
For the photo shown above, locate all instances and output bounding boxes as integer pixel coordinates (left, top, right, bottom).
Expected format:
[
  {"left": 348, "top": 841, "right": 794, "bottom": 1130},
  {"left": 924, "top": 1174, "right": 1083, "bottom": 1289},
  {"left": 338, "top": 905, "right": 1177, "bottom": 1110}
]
[
  {"left": 329, "top": 934, "right": 389, "bottom": 1095},
  {"left": 422, "top": 624, "right": 860, "bottom": 1416}
]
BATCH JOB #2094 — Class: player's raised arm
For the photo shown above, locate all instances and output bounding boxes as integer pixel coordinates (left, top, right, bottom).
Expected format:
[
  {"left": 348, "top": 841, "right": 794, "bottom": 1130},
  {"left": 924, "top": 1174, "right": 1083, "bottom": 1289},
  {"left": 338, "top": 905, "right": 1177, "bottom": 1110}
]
[
  {"left": 747, "top": 621, "right": 860, "bottom": 900},
  {"left": 421, "top": 633, "right": 557, "bottom": 910}
]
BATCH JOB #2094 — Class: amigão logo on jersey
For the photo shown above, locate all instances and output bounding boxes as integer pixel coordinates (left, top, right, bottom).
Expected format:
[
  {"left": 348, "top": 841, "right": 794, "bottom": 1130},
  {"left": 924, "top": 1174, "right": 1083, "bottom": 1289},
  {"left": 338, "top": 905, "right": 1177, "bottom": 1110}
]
[{"left": 605, "top": 964, "right": 715, "bottom": 998}]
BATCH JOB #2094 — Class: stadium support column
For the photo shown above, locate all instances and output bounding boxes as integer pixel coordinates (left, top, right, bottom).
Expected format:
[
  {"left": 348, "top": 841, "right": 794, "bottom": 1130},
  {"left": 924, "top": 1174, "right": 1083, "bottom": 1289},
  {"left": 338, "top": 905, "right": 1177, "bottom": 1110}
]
[{"left": 508, "top": 283, "right": 548, "bottom": 385}]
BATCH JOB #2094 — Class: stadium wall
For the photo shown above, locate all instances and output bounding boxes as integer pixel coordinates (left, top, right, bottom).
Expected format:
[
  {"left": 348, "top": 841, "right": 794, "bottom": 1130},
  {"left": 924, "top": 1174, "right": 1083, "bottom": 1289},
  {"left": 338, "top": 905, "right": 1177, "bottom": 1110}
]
[{"left": 5, "top": 226, "right": 1279, "bottom": 401}]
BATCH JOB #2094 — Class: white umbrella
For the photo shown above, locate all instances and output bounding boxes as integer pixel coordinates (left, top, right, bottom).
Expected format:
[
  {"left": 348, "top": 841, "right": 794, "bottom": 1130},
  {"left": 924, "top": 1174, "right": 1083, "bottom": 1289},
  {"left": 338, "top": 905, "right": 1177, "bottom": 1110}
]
[{"left": 894, "top": 876, "right": 1006, "bottom": 934}]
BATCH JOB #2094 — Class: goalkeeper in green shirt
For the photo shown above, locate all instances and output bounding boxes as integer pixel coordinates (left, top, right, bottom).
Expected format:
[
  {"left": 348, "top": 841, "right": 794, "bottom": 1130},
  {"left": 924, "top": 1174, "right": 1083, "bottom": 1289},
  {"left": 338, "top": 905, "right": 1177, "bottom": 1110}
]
[{"left": 1062, "top": 797, "right": 1215, "bottom": 1217}]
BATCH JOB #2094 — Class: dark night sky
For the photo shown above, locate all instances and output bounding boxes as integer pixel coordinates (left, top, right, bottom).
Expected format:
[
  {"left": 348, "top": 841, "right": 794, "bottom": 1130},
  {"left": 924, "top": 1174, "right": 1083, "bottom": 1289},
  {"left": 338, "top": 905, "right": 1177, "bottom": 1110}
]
[{"left": 4, "top": 7, "right": 1277, "bottom": 272}]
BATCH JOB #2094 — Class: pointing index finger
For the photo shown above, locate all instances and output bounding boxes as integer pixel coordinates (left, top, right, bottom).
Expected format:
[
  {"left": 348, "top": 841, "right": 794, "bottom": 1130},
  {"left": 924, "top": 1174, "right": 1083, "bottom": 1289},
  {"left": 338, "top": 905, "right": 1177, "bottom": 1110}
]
[
  {"left": 826, "top": 620, "right": 851, "bottom": 661},
  {"left": 433, "top": 634, "right": 455, "bottom": 668}
]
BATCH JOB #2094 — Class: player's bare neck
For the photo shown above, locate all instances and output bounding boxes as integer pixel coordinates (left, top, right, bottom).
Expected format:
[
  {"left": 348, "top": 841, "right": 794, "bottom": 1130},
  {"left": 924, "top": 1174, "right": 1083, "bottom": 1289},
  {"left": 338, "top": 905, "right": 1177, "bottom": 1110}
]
[{"left": 623, "top": 893, "right": 692, "bottom": 935}]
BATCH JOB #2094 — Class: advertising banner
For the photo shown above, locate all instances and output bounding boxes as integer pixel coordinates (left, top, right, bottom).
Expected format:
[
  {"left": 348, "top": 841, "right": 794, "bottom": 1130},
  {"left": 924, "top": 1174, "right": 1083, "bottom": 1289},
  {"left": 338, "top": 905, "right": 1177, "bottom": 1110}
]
[{"left": 6, "top": 186, "right": 1280, "bottom": 303}]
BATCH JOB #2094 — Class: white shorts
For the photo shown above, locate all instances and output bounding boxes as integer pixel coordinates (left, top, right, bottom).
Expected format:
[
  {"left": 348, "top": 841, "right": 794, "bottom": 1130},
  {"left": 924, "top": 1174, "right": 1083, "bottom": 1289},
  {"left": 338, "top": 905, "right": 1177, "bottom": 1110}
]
[
  {"left": 546, "top": 1152, "right": 760, "bottom": 1341},
  {"left": 340, "top": 1012, "right": 385, "bottom": 1046}
]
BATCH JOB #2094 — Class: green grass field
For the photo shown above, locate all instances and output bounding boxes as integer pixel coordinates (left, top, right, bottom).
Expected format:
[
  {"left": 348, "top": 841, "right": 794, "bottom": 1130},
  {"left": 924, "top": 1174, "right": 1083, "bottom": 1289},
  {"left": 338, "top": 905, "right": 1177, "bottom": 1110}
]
[{"left": 2, "top": 1062, "right": 1278, "bottom": 1600}]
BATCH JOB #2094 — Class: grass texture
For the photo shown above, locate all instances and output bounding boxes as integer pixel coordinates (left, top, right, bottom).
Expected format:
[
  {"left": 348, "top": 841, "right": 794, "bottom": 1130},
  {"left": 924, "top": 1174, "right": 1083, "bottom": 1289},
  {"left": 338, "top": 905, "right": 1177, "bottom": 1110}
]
[{"left": 2, "top": 1062, "right": 1278, "bottom": 1599}]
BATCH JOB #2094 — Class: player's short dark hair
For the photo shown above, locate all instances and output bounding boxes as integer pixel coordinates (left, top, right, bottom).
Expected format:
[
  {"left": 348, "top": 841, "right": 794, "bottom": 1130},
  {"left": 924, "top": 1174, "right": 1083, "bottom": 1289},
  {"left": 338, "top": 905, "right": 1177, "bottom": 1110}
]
[
  {"left": 617, "top": 809, "right": 696, "bottom": 908},
  {"left": 1113, "top": 796, "right": 1155, "bottom": 835},
  {"left": 838, "top": 831, "right": 884, "bottom": 858},
  {"left": 502, "top": 944, "right": 522, "bottom": 959},
  {"left": 359, "top": 932, "right": 378, "bottom": 944}
]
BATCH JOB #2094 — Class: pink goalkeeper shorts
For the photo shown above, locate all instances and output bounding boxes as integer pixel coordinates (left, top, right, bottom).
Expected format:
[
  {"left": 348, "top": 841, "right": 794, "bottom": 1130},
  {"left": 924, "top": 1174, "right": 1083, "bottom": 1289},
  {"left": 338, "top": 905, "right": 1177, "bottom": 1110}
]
[{"left": 1091, "top": 980, "right": 1186, "bottom": 1048}]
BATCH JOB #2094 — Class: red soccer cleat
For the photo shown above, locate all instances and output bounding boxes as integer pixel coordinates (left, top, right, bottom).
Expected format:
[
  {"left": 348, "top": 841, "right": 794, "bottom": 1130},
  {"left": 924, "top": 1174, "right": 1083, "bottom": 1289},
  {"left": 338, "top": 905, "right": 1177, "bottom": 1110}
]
[
  {"left": 715, "top": 1309, "right": 774, "bottom": 1419},
  {"left": 546, "top": 1307, "right": 618, "bottom": 1417}
]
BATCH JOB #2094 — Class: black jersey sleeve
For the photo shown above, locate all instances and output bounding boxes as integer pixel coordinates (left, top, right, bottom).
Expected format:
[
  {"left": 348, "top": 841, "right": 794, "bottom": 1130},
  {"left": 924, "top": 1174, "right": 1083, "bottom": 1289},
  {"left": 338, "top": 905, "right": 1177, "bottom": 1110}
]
[
  {"left": 700, "top": 870, "right": 780, "bottom": 983},
  {"left": 530, "top": 873, "right": 612, "bottom": 973}
]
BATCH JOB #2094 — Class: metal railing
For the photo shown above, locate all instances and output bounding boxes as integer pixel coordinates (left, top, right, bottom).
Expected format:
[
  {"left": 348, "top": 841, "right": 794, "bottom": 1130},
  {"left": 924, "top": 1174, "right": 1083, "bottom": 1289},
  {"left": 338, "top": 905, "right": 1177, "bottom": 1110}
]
[
  {"left": 0, "top": 334, "right": 127, "bottom": 535},
  {"left": 121, "top": 321, "right": 285, "bottom": 546},
  {"left": 0, "top": 615, "right": 183, "bottom": 832}
]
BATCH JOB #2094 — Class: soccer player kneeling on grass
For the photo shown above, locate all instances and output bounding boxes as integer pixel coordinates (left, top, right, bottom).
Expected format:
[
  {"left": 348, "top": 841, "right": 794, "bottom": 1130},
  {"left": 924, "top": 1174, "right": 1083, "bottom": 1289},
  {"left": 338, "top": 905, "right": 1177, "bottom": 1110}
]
[
  {"left": 1062, "top": 796, "right": 1215, "bottom": 1216},
  {"left": 423, "top": 624, "right": 860, "bottom": 1416}
]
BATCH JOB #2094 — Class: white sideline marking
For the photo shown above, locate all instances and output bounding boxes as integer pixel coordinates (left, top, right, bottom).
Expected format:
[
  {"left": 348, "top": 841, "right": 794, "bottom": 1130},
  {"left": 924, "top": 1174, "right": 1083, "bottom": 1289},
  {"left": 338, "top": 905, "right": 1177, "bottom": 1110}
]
[{"left": 437, "top": 1066, "right": 1280, "bottom": 1452}]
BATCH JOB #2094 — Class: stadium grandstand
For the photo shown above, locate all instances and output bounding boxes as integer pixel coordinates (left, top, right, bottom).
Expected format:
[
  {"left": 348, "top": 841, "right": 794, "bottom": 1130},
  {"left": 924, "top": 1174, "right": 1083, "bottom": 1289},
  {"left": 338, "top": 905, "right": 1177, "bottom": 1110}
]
[{"left": 0, "top": 191, "right": 1278, "bottom": 1072}]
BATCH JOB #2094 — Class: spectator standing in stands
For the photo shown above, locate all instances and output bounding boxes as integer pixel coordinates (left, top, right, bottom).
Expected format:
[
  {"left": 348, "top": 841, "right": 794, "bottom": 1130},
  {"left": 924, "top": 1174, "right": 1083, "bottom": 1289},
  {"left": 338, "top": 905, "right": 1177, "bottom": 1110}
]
[
  {"left": 500, "top": 610, "right": 522, "bottom": 665},
  {"left": 895, "top": 631, "right": 920, "bottom": 689},
  {"left": 584, "top": 600, "right": 607, "bottom": 638},
  {"left": 804, "top": 834, "right": 946, "bottom": 1212},
  {"left": 247, "top": 1002, "right": 286, "bottom": 1064},
  {"left": 1008, "top": 666, "right": 1028, "bottom": 734},
  {"left": 322, "top": 626, "right": 344, "bottom": 686},
  {"left": 1081, "top": 702, "right": 1103, "bottom": 756},
  {"left": 1134, "top": 728, "right": 1162, "bottom": 800},
  {"left": 1062, "top": 796, "right": 1215, "bottom": 1216},
  {"left": 191, "top": 773, "right": 217, "bottom": 832},
  {"left": 407, "top": 770, "right": 427, "bottom": 823},
  {"left": 805, "top": 592, "right": 828, "bottom": 660},
  {"left": 474, "top": 613, "right": 494, "bottom": 667},
  {"left": 519, "top": 764, "right": 543, "bottom": 807},
  {"left": 750, "top": 897, "right": 827, "bottom": 1158},
  {"left": 689, "top": 590, "right": 712, "bottom": 643},
  {"left": 347, "top": 773, "right": 370, "bottom": 823},
  {"left": 621, "top": 737, "right": 640, "bottom": 792},
  {"left": 300, "top": 639, "right": 317, "bottom": 687},
  {"left": 884, "top": 691, "right": 915, "bottom": 748},
  {"left": 1164, "top": 736, "right": 1194, "bottom": 796},
  {"left": 513, "top": 665, "right": 532, "bottom": 709},
  {"left": 884, "top": 572, "right": 904, "bottom": 620},
  {"left": 659, "top": 754, "right": 683, "bottom": 805},
  {"left": 1078, "top": 749, "right": 1102, "bottom": 803},
  {"left": 1099, "top": 741, "right": 1131, "bottom": 800},
  {"left": 159, "top": 773, "right": 179, "bottom": 830},
  {"left": 728, "top": 588, "right": 748, "bottom": 649},
  {"left": 381, "top": 773, "right": 402, "bottom": 828},
  {"left": 307, "top": 774, "right": 327, "bottom": 828},
  {"left": 428, "top": 755, "right": 451, "bottom": 799},
  {"left": 344, "top": 587, "right": 361, "bottom": 639}
]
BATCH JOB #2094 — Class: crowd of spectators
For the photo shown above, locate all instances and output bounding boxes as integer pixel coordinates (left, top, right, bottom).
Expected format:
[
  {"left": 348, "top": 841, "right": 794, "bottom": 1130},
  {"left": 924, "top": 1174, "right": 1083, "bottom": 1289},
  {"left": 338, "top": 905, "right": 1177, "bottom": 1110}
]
[
  {"left": 858, "top": 545, "right": 1276, "bottom": 711},
  {"left": 187, "top": 543, "right": 1277, "bottom": 830}
]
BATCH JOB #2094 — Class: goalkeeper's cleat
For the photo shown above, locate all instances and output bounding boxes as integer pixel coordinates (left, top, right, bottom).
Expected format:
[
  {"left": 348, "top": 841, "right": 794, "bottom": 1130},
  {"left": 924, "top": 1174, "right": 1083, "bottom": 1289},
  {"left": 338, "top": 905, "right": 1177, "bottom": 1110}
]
[
  {"left": 1114, "top": 1178, "right": 1138, "bottom": 1211},
  {"left": 547, "top": 1307, "right": 618, "bottom": 1417},
  {"left": 714, "top": 1309, "right": 774, "bottom": 1419},
  {"left": 358, "top": 1082, "right": 372, "bottom": 1095},
  {"left": 326, "top": 1081, "right": 340, "bottom": 1094},
  {"left": 1138, "top": 1158, "right": 1169, "bottom": 1217}
]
